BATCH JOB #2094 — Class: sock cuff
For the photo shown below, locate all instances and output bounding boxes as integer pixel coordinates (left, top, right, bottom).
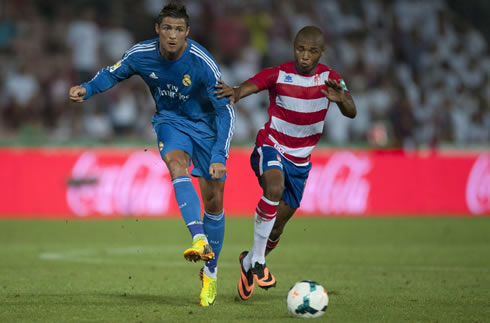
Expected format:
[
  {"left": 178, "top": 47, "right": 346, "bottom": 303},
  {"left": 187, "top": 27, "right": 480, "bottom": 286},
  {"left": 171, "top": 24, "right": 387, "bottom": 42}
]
[
  {"left": 256, "top": 208, "right": 276, "bottom": 221},
  {"left": 187, "top": 220, "right": 203, "bottom": 227},
  {"left": 261, "top": 195, "right": 280, "bottom": 206},
  {"left": 256, "top": 197, "right": 278, "bottom": 220},
  {"left": 204, "top": 265, "right": 217, "bottom": 278},
  {"left": 204, "top": 210, "right": 224, "bottom": 221},
  {"left": 192, "top": 233, "right": 207, "bottom": 243},
  {"left": 172, "top": 176, "right": 192, "bottom": 185},
  {"left": 267, "top": 237, "right": 280, "bottom": 248}
]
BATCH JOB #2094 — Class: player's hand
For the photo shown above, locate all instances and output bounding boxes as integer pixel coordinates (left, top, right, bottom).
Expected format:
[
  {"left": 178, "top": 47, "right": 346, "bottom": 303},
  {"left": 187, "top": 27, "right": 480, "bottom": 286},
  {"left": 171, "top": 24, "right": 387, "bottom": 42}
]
[
  {"left": 214, "top": 80, "right": 237, "bottom": 104},
  {"left": 69, "top": 85, "right": 87, "bottom": 103},
  {"left": 209, "top": 162, "right": 226, "bottom": 180},
  {"left": 321, "top": 80, "right": 345, "bottom": 103}
]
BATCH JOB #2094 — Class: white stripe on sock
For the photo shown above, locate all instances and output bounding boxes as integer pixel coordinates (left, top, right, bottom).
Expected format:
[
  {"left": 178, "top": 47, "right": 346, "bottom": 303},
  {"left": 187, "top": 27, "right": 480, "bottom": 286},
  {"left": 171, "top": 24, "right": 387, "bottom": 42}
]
[{"left": 261, "top": 195, "right": 280, "bottom": 206}]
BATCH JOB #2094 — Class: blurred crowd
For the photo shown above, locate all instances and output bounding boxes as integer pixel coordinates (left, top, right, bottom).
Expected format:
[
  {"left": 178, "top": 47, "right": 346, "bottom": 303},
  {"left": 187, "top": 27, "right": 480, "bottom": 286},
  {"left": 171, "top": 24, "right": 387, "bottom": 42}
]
[{"left": 0, "top": 0, "right": 489, "bottom": 148}]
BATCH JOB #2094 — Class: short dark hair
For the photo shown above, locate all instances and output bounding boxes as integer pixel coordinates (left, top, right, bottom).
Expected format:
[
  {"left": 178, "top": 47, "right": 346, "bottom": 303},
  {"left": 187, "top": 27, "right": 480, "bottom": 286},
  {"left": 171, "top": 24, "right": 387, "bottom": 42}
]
[
  {"left": 295, "top": 26, "right": 325, "bottom": 49},
  {"left": 157, "top": 2, "right": 189, "bottom": 27}
]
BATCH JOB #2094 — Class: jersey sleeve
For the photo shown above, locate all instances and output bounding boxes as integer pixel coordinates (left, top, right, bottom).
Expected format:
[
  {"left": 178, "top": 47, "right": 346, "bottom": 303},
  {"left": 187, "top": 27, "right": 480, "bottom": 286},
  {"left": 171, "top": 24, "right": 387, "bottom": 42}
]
[
  {"left": 81, "top": 52, "right": 136, "bottom": 100},
  {"left": 248, "top": 67, "right": 279, "bottom": 91},
  {"left": 328, "top": 69, "right": 351, "bottom": 94},
  {"left": 202, "top": 61, "right": 236, "bottom": 166}
]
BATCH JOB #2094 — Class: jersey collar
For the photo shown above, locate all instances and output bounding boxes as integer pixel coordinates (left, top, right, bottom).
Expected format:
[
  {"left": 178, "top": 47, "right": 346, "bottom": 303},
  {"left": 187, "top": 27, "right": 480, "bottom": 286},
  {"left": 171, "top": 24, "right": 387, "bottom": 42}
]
[{"left": 156, "top": 39, "right": 190, "bottom": 64}]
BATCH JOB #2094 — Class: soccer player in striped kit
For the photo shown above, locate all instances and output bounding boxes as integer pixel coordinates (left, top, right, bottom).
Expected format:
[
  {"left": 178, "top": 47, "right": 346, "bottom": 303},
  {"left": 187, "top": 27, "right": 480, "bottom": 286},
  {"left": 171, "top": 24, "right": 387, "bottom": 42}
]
[
  {"left": 69, "top": 3, "right": 235, "bottom": 306},
  {"left": 216, "top": 26, "right": 357, "bottom": 300}
]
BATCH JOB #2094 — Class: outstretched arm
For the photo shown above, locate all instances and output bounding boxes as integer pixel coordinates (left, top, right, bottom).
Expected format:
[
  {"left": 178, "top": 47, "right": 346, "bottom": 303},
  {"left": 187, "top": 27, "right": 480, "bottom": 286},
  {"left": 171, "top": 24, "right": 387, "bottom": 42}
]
[
  {"left": 215, "top": 80, "right": 260, "bottom": 104},
  {"left": 321, "top": 79, "right": 357, "bottom": 118},
  {"left": 68, "top": 55, "right": 135, "bottom": 103}
]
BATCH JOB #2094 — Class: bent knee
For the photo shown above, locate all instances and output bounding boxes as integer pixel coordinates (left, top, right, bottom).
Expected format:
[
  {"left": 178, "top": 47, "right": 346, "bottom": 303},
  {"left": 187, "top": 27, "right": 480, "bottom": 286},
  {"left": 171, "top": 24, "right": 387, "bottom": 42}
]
[
  {"left": 204, "top": 195, "right": 223, "bottom": 214},
  {"left": 166, "top": 159, "right": 188, "bottom": 178}
]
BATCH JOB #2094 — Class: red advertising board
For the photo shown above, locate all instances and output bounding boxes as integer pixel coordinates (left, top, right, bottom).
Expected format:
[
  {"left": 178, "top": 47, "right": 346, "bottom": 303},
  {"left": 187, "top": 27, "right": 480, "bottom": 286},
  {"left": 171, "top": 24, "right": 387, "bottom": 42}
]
[{"left": 0, "top": 148, "right": 488, "bottom": 217}]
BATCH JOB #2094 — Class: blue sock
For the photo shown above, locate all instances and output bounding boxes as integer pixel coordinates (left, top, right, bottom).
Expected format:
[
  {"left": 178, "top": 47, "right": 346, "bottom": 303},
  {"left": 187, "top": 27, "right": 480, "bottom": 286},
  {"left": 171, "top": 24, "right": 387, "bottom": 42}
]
[
  {"left": 203, "top": 211, "right": 225, "bottom": 275},
  {"left": 172, "top": 176, "right": 204, "bottom": 239}
]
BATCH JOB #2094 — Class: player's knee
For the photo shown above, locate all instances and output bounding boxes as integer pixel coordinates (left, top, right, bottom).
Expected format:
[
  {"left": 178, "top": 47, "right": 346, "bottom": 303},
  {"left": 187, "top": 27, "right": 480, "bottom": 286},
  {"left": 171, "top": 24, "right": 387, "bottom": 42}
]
[
  {"left": 264, "top": 182, "right": 284, "bottom": 201},
  {"left": 166, "top": 159, "right": 188, "bottom": 178},
  {"left": 204, "top": 196, "right": 223, "bottom": 214},
  {"left": 202, "top": 181, "right": 224, "bottom": 213}
]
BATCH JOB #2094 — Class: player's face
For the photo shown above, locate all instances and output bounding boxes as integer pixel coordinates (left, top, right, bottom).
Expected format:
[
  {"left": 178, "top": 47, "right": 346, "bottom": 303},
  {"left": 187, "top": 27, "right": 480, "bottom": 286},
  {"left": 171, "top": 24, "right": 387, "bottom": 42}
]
[
  {"left": 155, "top": 17, "right": 190, "bottom": 60},
  {"left": 294, "top": 38, "right": 324, "bottom": 75}
]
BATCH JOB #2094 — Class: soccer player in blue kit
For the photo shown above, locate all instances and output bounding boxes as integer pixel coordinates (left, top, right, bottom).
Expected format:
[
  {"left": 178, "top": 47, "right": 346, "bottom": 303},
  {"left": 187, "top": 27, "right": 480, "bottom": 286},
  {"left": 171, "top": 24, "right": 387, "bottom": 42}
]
[{"left": 69, "top": 3, "right": 235, "bottom": 306}]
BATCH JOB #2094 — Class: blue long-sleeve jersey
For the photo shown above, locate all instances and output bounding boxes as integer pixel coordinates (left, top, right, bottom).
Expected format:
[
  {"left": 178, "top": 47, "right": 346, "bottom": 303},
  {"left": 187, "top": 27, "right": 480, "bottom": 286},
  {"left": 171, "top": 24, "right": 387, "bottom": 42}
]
[{"left": 81, "top": 38, "right": 235, "bottom": 165}]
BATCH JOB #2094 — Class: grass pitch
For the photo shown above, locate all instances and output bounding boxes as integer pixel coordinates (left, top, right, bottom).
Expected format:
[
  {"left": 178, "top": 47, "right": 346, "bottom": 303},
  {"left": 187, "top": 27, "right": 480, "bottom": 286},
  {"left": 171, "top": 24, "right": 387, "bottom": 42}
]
[{"left": 0, "top": 217, "right": 489, "bottom": 322}]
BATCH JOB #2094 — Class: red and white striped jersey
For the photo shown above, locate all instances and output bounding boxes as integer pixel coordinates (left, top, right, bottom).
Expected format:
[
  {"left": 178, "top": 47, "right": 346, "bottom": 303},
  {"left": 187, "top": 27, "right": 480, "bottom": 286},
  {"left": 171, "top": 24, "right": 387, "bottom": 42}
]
[{"left": 249, "top": 61, "right": 349, "bottom": 166}]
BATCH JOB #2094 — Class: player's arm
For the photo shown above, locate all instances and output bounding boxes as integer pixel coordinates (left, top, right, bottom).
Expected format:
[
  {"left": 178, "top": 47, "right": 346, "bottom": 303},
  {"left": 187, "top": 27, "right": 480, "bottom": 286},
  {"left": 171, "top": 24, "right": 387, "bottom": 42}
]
[
  {"left": 204, "top": 72, "right": 236, "bottom": 179},
  {"left": 68, "top": 57, "right": 135, "bottom": 103},
  {"left": 209, "top": 92, "right": 235, "bottom": 180},
  {"left": 321, "top": 79, "right": 357, "bottom": 119},
  {"left": 215, "top": 66, "right": 277, "bottom": 104},
  {"left": 214, "top": 80, "right": 259, "bottom": 104}
]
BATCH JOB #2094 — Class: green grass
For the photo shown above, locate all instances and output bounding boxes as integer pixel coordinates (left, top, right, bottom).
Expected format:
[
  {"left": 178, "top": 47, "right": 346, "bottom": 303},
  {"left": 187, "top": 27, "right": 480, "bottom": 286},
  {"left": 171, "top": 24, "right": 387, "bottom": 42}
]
[{"left": 0, "top": 217, "right": 489, "bottom": 322}]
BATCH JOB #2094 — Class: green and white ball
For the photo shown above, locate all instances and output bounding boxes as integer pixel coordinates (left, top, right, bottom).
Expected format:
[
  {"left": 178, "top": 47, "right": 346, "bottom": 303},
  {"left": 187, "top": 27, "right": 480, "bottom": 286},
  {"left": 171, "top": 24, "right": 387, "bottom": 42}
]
[{"left": 287, "top": 280, "right": 328, "bottom": 318}]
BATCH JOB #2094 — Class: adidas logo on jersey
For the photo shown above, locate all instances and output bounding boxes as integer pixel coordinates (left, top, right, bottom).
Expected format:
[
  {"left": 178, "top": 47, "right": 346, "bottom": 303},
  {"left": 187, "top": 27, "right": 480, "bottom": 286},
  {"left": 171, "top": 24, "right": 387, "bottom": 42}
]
[{"left": 149, "top": 72, "right": 158, "bottom": 79}]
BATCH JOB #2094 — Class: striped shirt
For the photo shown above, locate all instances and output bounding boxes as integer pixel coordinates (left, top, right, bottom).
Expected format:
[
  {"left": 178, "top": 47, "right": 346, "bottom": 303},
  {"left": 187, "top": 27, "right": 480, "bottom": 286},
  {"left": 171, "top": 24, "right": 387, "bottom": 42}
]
[{"left": 250, "top": 61, "right": 349, "bottom": 166}]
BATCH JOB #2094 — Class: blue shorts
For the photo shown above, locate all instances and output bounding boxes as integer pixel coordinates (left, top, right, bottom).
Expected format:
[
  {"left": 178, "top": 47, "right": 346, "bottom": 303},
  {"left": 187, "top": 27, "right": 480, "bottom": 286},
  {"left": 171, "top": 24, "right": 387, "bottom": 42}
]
[
  {"left": 155, "top": 122, "right": 225, "bottom": 181},
  {"left": 250, "top": 145, "right": 311, "bottom": 209}
]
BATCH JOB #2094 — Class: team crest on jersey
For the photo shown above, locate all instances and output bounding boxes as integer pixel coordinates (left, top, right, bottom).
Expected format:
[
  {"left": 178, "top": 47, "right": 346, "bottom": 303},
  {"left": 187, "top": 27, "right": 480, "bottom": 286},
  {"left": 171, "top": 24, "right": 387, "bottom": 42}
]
[
  {"left": 109, "top": 60, "right": 122, "bottom": 72},
  {"left": 284, "top": 74, "right": 293, "bottom": 83},
  {"left": 182, "top": 74, "right": 192, "bottom": 86},
  {"left": 314, "top": 74, "right": 321, "bottom": 85},
  {"left": 159, "top": 141, "right": 164, "bottom": 151}
]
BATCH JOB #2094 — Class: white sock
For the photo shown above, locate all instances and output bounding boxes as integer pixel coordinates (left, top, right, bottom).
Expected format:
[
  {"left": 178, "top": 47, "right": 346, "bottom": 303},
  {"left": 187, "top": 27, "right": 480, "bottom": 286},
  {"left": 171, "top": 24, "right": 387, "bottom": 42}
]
[
  {"left": 243, "top": 251, "right": 253, "bottom": 272},
  {"left": 251, "top": 212, "right": 276, "bottom": 266},
  {"left": 192, "top": 233, "right": 208, "bottom": 243},
  {"left": 203, "top": 265, "right": 217, "bottom": 279}
]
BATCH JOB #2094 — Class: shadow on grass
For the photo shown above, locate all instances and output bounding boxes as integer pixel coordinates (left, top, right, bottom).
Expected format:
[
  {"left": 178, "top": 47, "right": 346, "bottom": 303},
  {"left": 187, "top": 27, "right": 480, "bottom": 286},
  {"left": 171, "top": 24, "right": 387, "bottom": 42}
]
[
  {"left": 112, "top": 292, "right": 194, "bottom": 306},
  {"left": 1, "top": 292, "right": 195, "bottom": 307},
  {"left": 2, "top": 292, "right": 298, "bottom": 321}
]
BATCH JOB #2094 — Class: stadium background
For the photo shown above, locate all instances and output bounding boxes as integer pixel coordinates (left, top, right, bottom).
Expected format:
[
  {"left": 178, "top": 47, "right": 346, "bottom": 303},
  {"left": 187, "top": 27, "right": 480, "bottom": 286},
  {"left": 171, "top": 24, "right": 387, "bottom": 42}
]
[
  {"left": 1, "top": 0, "right": 489, "bottom": 147},
  {"left": 1, "top": 1, "right": 489, "bottom": 322}
]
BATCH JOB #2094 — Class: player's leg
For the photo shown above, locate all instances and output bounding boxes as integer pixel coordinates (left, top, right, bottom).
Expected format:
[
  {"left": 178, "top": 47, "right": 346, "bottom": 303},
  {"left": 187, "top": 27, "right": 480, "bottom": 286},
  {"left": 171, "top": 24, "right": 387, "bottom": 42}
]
[
  {"left": 197, "top": 177, "right": 224, "bottom": 306},
  {"left": 243, "top": 146, "right": 284, "bottom": 291},
  {"left": 266, "top": 200, "right": 296, "bottom": 255},
  {"left": 266, "top": 159, "right": 311, "bottom": 255},
  {"left": 199, "top": 178, "right": 225, "bottom": 277},
  {"left": 250, "top": 168, "right": 283, "bottom": 262},
  {"left": 189, "top": 131, "right": 226, "bottom": 306},
  {"left": 155, "top": 124, "right": 213, "bottom": 263},
  {"left": 164, "top": 150, "right": 214, "bottom": 262}
]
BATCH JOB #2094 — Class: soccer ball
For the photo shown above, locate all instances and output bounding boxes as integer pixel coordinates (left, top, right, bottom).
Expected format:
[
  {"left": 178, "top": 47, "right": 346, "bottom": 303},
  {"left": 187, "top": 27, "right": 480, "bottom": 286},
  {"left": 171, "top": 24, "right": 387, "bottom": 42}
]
[{"left": 287, "top": 280, "right": 328, "bottom": 318}]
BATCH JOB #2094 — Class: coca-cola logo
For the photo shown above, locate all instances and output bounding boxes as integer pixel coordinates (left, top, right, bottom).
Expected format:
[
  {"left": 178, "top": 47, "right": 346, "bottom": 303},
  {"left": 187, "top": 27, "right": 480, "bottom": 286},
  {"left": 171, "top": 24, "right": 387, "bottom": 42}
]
[
  {"left": 300, "top": 152, "right": 371, "bottom": 214},
  {"left": 66, "top": 151, "right": 173, "bottom": 216},
  {"left": 466, "top": 154, "right": 490, "bottom": 215}
]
